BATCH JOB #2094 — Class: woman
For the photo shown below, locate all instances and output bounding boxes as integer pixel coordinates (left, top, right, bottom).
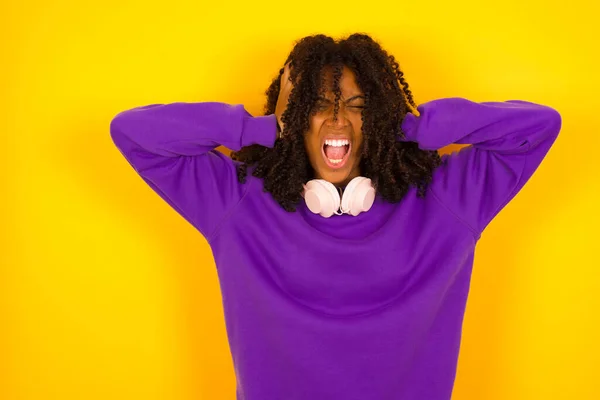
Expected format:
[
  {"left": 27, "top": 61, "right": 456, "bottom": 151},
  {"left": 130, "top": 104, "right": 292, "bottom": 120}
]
[{"left": 110, "top": 33, "right": 561, "bottom": 400}]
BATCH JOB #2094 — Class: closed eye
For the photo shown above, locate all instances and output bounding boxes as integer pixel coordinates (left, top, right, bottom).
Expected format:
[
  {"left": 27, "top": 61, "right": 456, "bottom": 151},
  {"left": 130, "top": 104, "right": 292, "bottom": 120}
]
[
  {"left": 348, "top": 106, "right": 365, "bottom": 111},
  {"left": 314, "top": 99, "right": 364, "bottom": 112}
]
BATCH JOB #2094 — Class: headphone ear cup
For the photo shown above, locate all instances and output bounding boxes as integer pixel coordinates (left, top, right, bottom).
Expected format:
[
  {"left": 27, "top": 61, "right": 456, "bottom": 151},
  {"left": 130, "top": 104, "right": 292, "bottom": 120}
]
[
  {"left": 340, "top": 177, "right": 376, "bottom": 216},
  {"left": 303, "top": 179, "right": 341, "bottom": 218}
]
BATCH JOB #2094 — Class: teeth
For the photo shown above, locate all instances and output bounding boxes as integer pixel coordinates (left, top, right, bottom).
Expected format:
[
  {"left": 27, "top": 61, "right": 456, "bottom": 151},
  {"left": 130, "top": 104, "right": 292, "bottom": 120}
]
[
  {"left": 325, "top": 139, "right": 349, "bottom": 147},
  {"left": 328, "top": 159, "right": 343, "bottom": 164}
]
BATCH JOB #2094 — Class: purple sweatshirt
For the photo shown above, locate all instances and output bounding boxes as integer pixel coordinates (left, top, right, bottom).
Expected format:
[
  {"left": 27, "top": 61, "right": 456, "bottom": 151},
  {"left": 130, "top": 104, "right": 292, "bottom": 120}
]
[{"left": 110, "top": 98, "right": 561, "bottom": 400}]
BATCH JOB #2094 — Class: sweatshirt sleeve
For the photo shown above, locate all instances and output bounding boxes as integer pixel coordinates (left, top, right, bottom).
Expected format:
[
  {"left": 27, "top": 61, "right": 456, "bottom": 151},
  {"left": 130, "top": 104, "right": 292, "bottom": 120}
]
[
  {"left": 110, "top": 102, "right": 278, "bottom": 240},
  {"left": 400, "top": 97, "right": 562, "bottom": 237}
]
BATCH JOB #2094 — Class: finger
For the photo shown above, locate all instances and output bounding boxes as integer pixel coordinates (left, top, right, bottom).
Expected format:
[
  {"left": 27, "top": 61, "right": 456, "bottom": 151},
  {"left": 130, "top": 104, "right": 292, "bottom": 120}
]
[{"left": 284, "top": 61, "right": 293, "bottom": 82}]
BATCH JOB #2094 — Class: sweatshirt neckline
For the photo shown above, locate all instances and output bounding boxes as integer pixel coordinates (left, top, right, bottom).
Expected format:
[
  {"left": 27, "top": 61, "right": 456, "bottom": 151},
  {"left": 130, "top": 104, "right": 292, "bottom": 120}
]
[{"left": 296, "top": 195, "right": 393, "bottom": 244}]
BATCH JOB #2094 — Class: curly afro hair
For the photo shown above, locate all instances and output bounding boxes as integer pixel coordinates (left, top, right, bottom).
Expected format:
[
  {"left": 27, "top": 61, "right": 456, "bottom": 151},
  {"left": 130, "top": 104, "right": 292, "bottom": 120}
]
[{"left": 231, "top": 33, "right": 442, "bottom": 212}]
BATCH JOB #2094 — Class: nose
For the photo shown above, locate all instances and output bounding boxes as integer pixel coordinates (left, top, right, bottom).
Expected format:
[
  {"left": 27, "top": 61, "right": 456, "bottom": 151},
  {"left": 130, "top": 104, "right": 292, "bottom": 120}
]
[{"left": 325, "top": 106, "right": 350, "bottom": 129}]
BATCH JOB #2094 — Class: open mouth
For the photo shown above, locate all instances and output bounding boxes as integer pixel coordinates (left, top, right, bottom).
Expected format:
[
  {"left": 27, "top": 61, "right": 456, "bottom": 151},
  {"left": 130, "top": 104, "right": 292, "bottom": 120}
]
[{"left": 322, "top": 138, "right": 351, "bottom": 169}]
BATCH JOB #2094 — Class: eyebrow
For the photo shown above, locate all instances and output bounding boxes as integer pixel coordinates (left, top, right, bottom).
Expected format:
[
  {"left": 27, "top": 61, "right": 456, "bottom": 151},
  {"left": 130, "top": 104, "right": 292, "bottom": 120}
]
[{"left": 317, "top": 95, "right": 366, "bottom": 103}]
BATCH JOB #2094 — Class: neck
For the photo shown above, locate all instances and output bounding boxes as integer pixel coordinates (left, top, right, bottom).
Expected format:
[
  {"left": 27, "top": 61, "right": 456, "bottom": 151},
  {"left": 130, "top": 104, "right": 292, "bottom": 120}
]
[
  {"left": 339, "top": 169, "right": 361, "bottom": 187},
  {"left": 315, "top": 167, "right": 361, "bottom": 188}
]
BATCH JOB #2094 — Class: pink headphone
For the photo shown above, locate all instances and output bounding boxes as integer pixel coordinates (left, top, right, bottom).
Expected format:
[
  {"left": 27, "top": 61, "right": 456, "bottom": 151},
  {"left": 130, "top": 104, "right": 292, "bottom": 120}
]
[{"left": 302, "top": 176, "right": 376, "bottom": 218}]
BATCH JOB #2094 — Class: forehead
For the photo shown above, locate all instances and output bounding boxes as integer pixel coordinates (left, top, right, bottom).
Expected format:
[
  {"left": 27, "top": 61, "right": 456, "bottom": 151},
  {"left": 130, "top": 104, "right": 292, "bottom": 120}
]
[{"left": 319, "top": 65, "right": 363, "bottom": 97}]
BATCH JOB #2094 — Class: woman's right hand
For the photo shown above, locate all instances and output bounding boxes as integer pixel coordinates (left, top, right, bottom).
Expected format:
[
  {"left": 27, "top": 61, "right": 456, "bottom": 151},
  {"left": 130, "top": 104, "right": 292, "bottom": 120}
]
[{"left": 275, "top": 62, "right": 294, "bottom": 136}]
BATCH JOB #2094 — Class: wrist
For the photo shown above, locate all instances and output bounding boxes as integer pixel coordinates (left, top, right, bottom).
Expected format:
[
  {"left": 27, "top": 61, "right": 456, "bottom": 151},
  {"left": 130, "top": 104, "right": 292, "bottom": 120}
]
[{"left": 242, "top": 113, "right": 279, "bottom": 148}]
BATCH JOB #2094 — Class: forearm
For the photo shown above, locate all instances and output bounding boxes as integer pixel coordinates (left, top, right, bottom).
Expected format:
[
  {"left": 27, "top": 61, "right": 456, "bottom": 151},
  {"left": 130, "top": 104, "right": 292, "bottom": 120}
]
[
  {"left": 110, "top": 102, "right": 278, "bottom": 164},
  {"left": 400, "top": 97, "right": 562, "bottom": 154}
]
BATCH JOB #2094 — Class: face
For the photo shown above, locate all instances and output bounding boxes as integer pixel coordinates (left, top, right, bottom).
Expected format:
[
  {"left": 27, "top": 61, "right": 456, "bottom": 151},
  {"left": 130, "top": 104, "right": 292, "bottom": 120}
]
[{"left": 304, "top": 65, "right": 365, "bottom": 188}]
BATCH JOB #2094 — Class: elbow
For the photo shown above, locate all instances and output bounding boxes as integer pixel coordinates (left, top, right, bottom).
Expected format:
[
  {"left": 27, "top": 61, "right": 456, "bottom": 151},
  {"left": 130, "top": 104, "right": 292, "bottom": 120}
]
[
  {"left": 109, "top": 110, "right": 137, "bottom": 151},
  {"left": 109, "top": 104, "right": 163, "bottom": 143},
  {"left": 531, "top": 105, "right": 562, "bottom": 151},
  {"left": 511, "top": 100, "right": 562, "bottom": 139},
  {"left": 110, "top": 107, "right": 141, "bottom": 142},
  {"left": 546, "top": 106, "right": 563, "bottom": 139},
  {"left": 508, "top": 104, "right": 562, "bottom": 154},
  {"left": 109, "top": 113, "right": 126, "bottom": 147}
]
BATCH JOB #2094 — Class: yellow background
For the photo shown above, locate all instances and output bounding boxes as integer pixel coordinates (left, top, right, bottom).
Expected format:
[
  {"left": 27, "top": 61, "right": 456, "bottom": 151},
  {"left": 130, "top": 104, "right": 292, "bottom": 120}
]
[{"left": 2, "top": 0, "right": 598, "bottom": 399}]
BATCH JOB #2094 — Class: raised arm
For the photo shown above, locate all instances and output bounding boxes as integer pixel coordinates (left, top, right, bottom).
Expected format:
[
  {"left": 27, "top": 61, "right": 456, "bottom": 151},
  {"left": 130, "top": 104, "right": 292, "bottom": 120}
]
[
  {"left": 110, "top": 102, "right": 277, "bottom": 240},
  {"left": 401, "top": 97, "right": 562, "bottom": 237}
]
